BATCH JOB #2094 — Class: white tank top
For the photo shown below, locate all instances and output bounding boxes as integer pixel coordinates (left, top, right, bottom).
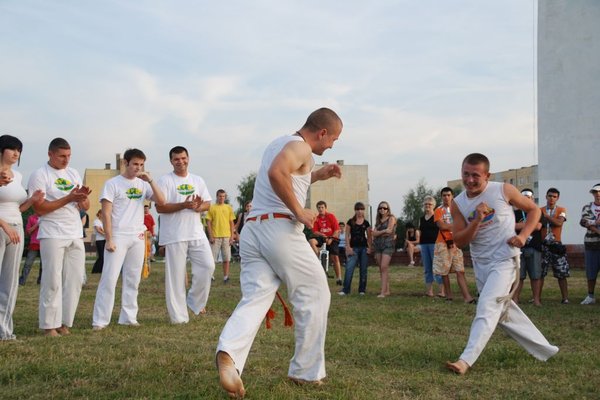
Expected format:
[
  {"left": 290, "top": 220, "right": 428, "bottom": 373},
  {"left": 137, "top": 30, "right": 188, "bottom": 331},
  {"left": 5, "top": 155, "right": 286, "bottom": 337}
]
[
  {"left": 454, "top": 181, "right": 519, "bottom": 263},
  {"left": 249, "top": 135, "right": 313, "bottom": 217}
]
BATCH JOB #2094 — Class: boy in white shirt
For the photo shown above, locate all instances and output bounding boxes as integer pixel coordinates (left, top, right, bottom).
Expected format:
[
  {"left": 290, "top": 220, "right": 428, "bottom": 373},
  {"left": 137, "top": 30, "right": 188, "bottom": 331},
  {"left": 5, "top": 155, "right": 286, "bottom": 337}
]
[{"left": 92, "top": 148, "right": 165, "bottom": 330}]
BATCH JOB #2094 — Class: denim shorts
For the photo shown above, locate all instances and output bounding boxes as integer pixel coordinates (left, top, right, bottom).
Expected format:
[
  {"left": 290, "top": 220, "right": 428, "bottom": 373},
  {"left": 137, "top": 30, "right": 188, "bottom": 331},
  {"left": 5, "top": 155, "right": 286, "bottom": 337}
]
[
  {"left": 520, "top": 247, "right": 542, "bottom": 280},
  {"left": 585, "top": 249, "right": 600, "bottom": 281}
]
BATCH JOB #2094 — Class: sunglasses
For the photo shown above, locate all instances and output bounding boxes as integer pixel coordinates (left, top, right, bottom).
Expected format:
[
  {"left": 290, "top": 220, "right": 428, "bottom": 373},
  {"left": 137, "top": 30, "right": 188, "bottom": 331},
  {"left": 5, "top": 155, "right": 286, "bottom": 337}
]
[{"left": 378, "top": 206, "right": 388, "bottom": 210}]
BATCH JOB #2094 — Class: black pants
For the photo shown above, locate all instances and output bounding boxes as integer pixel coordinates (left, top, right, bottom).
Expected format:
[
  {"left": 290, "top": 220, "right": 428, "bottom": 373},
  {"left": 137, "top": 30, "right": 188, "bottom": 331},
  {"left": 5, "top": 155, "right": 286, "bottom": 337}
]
[{"left": 92, "top": 240, "right": 106, "bottom": 273}]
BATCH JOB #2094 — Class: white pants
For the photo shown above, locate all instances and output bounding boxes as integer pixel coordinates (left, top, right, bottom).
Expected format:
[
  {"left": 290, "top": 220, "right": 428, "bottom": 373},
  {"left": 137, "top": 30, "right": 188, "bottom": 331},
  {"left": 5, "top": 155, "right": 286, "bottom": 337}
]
[
  {"left": 93, "top": 234, "right": 144, "bottom": 327},
  {"left": 165, "top": 239, "right": 215, "bottom": 323},
  {"left": 217, "top": 218, "right": 331, "bottom": 381},
  {"left": 460, "top": 257, "right": 559, "bottom": 366},
  {"left": 39, "top": 238, "right": 85, "bottom": 329},
  {"left": 0, "top": 224, "right": 23, "bottom": 339}
]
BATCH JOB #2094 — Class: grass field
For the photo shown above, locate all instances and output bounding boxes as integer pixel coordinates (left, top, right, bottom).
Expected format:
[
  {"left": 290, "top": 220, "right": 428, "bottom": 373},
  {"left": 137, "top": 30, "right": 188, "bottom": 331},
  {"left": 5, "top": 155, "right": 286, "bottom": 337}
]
[{"left": 1, "top": 259, "right": 599, "bottom": 399}]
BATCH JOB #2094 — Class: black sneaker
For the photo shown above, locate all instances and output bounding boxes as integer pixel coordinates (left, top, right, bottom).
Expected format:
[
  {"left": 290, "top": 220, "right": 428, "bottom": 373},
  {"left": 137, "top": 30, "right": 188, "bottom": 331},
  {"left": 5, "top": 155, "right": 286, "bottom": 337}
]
[{"left": 336, "top": 279, "right": 342, "bottom": 286}]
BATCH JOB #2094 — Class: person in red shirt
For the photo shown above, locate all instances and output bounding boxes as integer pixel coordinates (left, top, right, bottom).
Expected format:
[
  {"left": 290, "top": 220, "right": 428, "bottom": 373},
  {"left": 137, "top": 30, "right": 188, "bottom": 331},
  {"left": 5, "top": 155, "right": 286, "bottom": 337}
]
[
  {"left": 309, "top": 200, "right": 342, "bottom": 285},
  {"left": 144, "top": 204, "right": 156, "bottom": 262},
  {"left": 19, "top": 213, "right": 43, "bottom": 285}
]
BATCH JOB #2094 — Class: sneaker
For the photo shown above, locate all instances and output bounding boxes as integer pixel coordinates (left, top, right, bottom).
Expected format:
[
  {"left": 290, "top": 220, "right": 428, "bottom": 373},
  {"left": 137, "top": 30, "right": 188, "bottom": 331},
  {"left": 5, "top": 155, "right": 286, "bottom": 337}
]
[
  {"left": 337, "top": 291, "right": 346, "bottom": 296},
  {"left": 336, "top": 279, "right": 342, "bottom": 286},
  {"left": 561, "top": 299, "right": 570, "bottom": 304},
  {"left": 223, "top": 277, "right": 230, "bottom": 284},
  {"left": 580, "top": 296, "right": 596, "bottom": 305},
  {"left": 409, "top": 261, "right": 415, "bottom": 266},
  {"left": 92, "top": 325, "right": 106, "bottom": 331},
  {"left": 359, "top": 292, "right": 365, "bottom": 296}
]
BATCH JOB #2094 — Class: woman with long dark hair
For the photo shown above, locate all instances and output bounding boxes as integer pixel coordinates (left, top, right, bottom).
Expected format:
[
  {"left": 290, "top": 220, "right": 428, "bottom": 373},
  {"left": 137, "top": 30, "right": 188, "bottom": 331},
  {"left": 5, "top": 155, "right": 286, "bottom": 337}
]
[{"left": 0, "top": 135, "right": 43, "bottom": 340}]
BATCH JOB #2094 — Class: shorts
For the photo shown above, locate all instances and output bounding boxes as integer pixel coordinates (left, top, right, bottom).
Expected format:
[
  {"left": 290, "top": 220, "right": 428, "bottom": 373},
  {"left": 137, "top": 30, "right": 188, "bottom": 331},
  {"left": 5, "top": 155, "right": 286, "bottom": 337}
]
[
  {"left": 584, "top": 249, "right": 600, "bottom": 281},
  {"left": 432, "top": 242, "right": 464, "bottom": 276},
  {"left": 541, "top": 245, "right": 570, "bottom": 279},
  {"left": 312, "top": 236, "right": 339, "bottom": 256},
  {"left": 519, "top": 247, "right": 542, "bottom": 280},
  {"left": 373, "top": 236, "right": 395, "bottom": 256},
  {"left": 211, "top": 237, "right": 232, "bottom": 262}
]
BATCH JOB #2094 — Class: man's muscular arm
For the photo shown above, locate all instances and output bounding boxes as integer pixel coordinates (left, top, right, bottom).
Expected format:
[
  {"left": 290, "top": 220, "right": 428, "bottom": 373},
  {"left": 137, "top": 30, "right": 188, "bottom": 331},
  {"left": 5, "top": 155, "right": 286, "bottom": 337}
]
[{"left": 269, "top": 141, "right": 316, "bottom": 227}]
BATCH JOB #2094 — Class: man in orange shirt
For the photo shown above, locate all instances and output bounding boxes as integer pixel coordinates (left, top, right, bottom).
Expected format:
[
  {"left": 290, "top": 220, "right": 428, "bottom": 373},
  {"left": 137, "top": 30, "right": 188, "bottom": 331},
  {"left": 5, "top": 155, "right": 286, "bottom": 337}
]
[
  {"left": 540, "top": 187, "right": 569, "bottom": 304},
  {"left": 432, "top": 187, "right": 475, "bottom": 303}
]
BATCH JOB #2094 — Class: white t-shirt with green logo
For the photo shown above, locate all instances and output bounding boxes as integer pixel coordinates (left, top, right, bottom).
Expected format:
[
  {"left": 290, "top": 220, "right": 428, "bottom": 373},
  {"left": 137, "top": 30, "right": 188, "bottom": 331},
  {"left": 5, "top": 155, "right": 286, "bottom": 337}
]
[
  {"left": 100, "top": 175, "right": 153, "bottom": 236},
  {"left": 157, "top": 172, "right": 212, "bottom": 245},
  {"left": 28, "top": 163, "right": 83, "bottom": 239}
]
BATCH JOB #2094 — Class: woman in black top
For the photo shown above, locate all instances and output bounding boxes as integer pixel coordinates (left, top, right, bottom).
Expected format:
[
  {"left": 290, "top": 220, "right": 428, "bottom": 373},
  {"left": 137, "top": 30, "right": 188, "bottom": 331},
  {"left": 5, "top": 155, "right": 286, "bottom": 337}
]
[
  {"left": 339, "top": 202, "right": 371, "bottom": 295},
  {"left": 404, "top": 222, "right": 420, "bottom": 266},
  {"left": 419, "top": 196, "right": 444, "bottom": 297}
]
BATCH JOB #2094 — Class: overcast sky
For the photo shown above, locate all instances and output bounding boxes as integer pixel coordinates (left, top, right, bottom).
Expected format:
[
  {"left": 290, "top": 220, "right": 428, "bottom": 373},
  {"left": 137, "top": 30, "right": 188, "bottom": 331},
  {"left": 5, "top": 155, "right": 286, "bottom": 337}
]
[{"left": 0, "top": 1, "right": 539, "bottom": 216}]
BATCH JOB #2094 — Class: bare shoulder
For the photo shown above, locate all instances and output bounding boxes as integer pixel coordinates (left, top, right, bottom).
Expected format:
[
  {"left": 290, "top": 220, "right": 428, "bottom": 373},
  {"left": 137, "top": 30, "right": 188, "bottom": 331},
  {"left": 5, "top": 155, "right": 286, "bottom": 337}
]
[
  {"left": 503, "top": 183, "right": 520, "bottom": 204},
  {"left": 274, "top": 140, "right": 312, "bottom": 174}
]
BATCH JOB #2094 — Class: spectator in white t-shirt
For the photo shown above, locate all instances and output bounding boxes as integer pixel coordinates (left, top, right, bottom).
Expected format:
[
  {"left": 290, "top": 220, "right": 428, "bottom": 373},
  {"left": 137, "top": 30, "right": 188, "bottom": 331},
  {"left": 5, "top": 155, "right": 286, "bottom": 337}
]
[
  {"left": 156, "top": 146, "right": 215, "bottom": 324},
  {"left": 92, "top": 148, "right": 165, "bottom": 330},
  {"left": 28, "top": 137, "right": 92, "bottom": 337}
]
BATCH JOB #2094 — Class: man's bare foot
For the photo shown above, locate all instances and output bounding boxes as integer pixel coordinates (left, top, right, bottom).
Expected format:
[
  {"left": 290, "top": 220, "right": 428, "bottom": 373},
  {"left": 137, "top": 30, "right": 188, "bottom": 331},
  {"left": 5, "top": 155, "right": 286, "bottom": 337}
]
[
  {"left": 217, "top": 351, "right": 245, "bottom": 399},
  {"left": 44, "top": 329, "right": 60, "bottom": 337},
  {"left": 56, "top": 326, "right": 71, "bottom": 336},
  {"left": 199, "top": 308, "right": 207, "bottom": 315},
  {"left": 446, "top": 359, "right": 469, "bottom": 375}
]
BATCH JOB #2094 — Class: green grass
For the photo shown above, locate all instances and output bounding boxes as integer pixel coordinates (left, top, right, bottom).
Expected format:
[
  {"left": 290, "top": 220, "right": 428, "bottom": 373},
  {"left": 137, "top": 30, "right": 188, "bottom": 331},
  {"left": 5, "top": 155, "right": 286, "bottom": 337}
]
[{"left": 2, "top": 260, "right": 599, "bottom": 399}]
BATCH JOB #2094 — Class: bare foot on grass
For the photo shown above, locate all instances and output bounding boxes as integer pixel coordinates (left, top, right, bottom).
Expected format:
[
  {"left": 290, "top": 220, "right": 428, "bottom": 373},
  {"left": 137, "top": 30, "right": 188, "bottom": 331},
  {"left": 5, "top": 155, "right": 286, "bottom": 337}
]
[
  {"left": 217, "top": 351, "right": 245, "bottom": 399},
  {"left": 446, "top": 359, "right": 469, "bottom": 375}
]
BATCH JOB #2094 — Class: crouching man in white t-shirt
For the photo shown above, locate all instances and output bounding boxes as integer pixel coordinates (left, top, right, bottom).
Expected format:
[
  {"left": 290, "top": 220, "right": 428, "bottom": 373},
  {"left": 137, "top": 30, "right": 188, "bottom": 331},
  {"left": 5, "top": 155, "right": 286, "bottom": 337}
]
[
  {"left": 156, "top": 146, "right": 215, "bottom": 324},
  {"left": 28, "top": 137, "right": 92, "bottom": 337},
  {"left": 92, "top": 148, "right": 165, "bottom": 330}
]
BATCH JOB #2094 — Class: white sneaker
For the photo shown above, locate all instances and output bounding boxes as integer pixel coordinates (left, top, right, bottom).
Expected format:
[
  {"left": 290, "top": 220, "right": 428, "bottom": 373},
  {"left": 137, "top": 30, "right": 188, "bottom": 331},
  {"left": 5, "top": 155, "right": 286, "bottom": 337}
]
[
  {"left": 337, "top": 291, "right": 346, "bottom": 296},
  {"left": 580, "top": 296, "right": 596, "bottom": 305},
  {"left": 359, "top": 292, "right": 365, "bottom": 296}
]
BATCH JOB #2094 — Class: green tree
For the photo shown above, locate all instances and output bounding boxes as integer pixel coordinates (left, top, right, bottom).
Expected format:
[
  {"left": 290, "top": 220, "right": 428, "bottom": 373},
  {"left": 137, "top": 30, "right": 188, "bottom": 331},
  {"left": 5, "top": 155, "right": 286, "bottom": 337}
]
[
  {"left": 235, "top": 172, "right": 256, "bottom": 215},
  {"left": 401, "top": 178, "right": 437, "bottom": 227}
]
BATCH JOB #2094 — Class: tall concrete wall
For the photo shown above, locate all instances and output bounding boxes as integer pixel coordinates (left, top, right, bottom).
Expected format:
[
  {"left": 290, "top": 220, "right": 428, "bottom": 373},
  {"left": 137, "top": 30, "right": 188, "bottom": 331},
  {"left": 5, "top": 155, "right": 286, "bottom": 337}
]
[{"left": 538, "top": 1, "right": 600, "bottom": 244}]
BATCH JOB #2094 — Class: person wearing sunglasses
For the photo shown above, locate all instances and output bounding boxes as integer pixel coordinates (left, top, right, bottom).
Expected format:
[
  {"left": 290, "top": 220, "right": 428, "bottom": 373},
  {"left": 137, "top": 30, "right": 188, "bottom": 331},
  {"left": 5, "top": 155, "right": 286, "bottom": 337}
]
[{"left": 372, "top": 201, "right": 396, "bottom": 298}]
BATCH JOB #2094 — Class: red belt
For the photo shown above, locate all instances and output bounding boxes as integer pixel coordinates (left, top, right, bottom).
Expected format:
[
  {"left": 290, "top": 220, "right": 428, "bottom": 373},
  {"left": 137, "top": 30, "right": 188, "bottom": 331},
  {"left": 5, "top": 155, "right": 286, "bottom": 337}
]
[{"left": 247, "top": 213, "right": 293, "bottom": 222}]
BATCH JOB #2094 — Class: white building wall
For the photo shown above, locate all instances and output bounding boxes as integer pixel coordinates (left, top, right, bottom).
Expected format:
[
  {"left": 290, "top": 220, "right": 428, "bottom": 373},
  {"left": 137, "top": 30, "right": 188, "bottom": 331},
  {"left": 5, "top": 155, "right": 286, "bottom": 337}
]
[{"left": 538, "top": 1, "right": 600, "bottom": 244}]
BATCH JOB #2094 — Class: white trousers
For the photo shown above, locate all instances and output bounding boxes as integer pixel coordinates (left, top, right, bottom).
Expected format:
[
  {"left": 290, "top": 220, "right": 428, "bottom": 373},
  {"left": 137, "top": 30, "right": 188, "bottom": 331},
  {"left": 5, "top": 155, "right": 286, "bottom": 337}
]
[
  {"left": 217, "top": 218, "right": 331, "bottom": 381},
  {"left": 165, "top": 239, "right": 215, "bottom": 323},
  {"left": 39, "top": 238, "right": 85, "bottom": 329},
  {"left": 93, "top": 234, "right": 144, "bottom": 327},
  {"left": 0, "top": 224, "right": 23, "bottom": 339},
  {"left": 460, "top": 257, "right": 559, "bottom": 366}
]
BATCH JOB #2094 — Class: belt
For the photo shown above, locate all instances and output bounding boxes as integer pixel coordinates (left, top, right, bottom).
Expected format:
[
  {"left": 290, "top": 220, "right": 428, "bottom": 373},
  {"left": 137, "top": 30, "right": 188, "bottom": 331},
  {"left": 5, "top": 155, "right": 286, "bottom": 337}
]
[{"left": 246, "top": 213, "right": 293, "bottom": 222}]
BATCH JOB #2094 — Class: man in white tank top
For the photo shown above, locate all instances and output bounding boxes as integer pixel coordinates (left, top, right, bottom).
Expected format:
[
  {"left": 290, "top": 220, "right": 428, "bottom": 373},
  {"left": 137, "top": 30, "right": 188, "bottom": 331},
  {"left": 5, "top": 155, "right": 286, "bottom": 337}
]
[
  {"left": 446, "top": 153, "right": 558, "bottom": 375},
  {"left": 216, "top": 108, "right": 343, "bottom": 398}
]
